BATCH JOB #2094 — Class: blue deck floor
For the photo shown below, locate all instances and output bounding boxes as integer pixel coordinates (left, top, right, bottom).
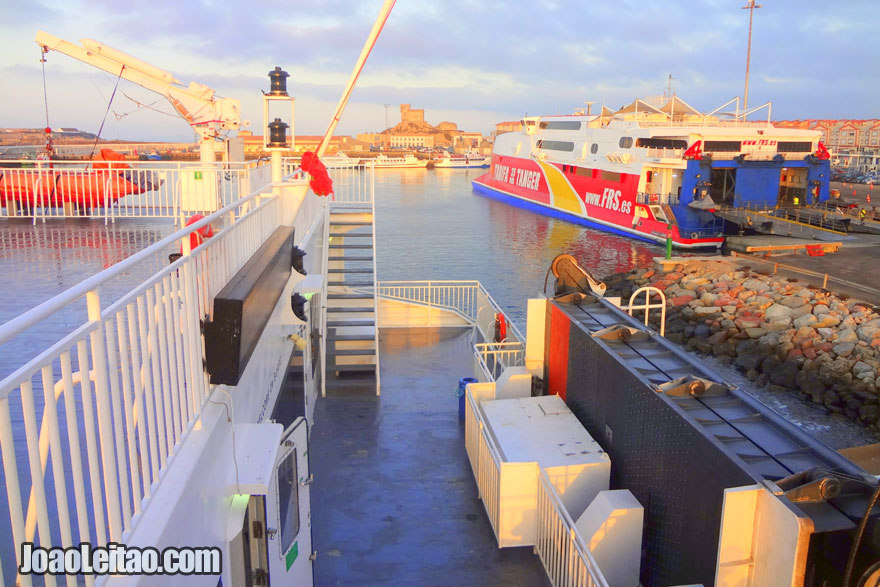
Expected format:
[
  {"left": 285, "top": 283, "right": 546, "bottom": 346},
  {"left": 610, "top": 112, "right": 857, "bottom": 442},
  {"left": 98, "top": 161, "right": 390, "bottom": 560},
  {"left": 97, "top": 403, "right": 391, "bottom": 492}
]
[{"left": 310, "top": 327, "right": 549, "bottom": 587}]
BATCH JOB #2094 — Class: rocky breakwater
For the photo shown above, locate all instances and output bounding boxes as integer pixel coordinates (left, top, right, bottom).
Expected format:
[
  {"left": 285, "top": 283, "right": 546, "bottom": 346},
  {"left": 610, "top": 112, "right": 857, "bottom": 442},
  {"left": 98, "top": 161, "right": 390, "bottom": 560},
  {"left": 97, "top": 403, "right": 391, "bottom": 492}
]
[{"left": 603, "top": 259, "right": 880, "bottom": 437}]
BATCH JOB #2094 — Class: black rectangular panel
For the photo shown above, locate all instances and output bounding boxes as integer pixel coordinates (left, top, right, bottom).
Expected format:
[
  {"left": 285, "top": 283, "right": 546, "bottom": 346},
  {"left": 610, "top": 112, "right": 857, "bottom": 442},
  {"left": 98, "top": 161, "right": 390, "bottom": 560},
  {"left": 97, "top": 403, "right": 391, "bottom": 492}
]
[
  {"left": 564, "top": 323, "right": 755, "bottom": 587},
  {"left": 204, "top": 226, "right": 294, "bottom": 385}
]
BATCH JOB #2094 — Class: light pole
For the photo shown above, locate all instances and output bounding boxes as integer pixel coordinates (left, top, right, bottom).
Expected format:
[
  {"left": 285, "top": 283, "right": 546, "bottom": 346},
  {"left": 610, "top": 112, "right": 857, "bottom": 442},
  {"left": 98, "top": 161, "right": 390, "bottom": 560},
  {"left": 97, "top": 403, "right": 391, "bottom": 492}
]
[
  {"left": 742, "top": 1, "right": 761, "bottom": 116},
  {"left": 384, "top": 103, "right": 390, "bottom": 130}
]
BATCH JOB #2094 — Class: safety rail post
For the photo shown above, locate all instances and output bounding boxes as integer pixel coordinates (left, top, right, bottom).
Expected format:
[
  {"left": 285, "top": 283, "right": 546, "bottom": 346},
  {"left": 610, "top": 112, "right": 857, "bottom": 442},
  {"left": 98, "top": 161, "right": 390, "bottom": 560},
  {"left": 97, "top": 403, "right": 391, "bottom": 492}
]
[
  {"left": 86, "top": 290, "right": 124, "bottom": 543},
  {"left": 369, "top": 165, "right": 380, "bottom": 394},
  {"left": 627, "top": 286, "right": 667, "bottom": 336},
  {"left": 320, "top": 198, "right": 331, "bottom": 398}
]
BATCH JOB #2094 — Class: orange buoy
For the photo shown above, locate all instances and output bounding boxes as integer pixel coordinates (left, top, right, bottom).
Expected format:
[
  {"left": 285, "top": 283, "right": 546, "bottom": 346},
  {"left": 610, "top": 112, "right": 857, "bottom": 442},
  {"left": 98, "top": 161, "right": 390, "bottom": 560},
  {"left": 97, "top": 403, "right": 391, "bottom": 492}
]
[
  {"left": 494, "top": 312, "right": 507, "bottom": 343},
  {"left": 183, "top": 214, "right": 214, "bottom": 252}
]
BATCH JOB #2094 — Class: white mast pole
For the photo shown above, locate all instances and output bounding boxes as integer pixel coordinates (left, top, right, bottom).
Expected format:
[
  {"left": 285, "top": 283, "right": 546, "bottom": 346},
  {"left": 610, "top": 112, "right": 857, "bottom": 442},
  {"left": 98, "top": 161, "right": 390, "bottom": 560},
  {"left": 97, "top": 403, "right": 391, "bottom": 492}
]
[
  {"left": 316, "top": 0, "right": 396, "bottom": 158},
  {"left": 742, "top": 1, "right": 762, "bottom": 116}
]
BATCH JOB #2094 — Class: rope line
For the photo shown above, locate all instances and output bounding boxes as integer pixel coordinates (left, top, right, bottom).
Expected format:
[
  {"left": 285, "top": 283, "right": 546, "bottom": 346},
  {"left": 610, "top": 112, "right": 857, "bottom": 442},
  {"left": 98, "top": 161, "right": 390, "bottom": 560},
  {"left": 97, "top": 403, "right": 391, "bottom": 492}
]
[
  {"left": 40, "top": 50, "right": 50, "bottom": 129},
  {"left": 90, "top": 65, "right": 125, "bottom": 158},
  {"left": 40, "top": 47, "right": 52, "bottom": 155}
]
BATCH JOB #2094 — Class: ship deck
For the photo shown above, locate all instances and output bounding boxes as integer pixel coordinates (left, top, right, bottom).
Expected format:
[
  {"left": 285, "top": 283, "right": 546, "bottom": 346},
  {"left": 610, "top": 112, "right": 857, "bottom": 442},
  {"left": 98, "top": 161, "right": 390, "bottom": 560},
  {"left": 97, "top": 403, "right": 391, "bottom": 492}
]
[{"left": 309, "top": 326, "right": 549, "bottom": 586}]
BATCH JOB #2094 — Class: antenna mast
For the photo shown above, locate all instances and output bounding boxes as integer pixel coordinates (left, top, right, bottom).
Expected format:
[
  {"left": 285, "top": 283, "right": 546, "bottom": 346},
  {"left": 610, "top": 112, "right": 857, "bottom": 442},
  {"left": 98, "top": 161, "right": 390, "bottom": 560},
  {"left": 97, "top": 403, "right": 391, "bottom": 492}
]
[{"left": 742, "top": 1, "right": 762, "bottom": 116}]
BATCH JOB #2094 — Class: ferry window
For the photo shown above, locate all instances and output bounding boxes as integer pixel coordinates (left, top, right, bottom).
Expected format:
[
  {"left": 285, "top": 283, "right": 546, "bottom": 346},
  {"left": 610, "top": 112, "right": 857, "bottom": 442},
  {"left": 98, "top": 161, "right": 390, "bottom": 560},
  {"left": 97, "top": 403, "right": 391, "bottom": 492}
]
[
  {"left": 539, "top": 120, "right": 582, "bottom": 131},
  {"left": 278, "top": 448, "right": 300, "bottom": 554},
  {"left": 777, "top": 141, "right": 812, "bottom": 152},
  {"left": 601, "top": 170, "right": 621, "bottom": 182},
  {"left": 590, "top": 143, "right": 598, "bottom": 154},
  {"left": 635, "top": 138, "right": 688, "bottom": 149},
  {"left": 704, "top": 140, "right": 741, "bottom": 152},
  {"left": 538, "top": 140, "right": 575, "bottom": 152},
  {"left": 619, "top": 137, "right": 633, "bottom": 149},
  {"left": 646, "top": 171, "right": 653, "bottom": 183},
  {"left": 576, "top": 167, "right": 592, "bottom": 177}
]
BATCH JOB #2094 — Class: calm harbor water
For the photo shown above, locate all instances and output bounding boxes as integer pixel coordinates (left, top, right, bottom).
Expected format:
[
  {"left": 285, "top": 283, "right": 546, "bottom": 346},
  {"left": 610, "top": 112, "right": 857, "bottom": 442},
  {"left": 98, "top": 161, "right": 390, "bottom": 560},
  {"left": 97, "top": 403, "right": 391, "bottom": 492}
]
[{"left": 373, "top": 167, "right": 660, "bottom": 327}]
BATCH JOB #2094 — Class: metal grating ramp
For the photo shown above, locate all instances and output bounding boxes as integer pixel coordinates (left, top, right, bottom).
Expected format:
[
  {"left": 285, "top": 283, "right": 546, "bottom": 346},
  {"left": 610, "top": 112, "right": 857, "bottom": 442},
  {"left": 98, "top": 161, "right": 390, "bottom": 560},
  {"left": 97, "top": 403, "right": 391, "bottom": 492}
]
[{"left": 559, "top": 299, "right": 866, "bottom": 483}]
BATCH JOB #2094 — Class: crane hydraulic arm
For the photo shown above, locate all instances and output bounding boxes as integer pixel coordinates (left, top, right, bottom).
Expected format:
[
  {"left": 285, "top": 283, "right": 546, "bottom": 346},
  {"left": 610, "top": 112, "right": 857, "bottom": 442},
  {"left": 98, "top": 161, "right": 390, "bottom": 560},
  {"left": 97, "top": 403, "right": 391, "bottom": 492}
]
[{"left": 35, "top": 30, "right": 244, "bottom": 163}]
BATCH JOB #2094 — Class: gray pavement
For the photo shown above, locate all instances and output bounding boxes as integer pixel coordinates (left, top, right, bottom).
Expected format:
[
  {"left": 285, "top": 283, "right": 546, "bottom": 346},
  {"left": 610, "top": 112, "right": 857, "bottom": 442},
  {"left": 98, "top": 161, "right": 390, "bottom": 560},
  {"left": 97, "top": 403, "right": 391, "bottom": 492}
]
[{"left": 310, "top": 327, "right": 550, "bottom": 587}]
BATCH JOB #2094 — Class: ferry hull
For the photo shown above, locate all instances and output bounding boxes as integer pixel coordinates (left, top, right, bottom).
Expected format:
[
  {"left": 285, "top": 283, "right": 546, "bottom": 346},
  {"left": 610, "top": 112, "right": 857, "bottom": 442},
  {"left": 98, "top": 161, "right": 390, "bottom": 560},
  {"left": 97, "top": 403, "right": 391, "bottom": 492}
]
[{"left": 473, "top": 155, "right": 723, "bottom": 249}]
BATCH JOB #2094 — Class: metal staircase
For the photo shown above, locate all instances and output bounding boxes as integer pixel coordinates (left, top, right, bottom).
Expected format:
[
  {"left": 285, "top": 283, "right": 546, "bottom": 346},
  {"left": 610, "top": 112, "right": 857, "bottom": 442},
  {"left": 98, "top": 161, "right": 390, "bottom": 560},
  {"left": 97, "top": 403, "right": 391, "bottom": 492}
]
[{"left": 321, "top": 174, "right": 380, "bottom": 395}]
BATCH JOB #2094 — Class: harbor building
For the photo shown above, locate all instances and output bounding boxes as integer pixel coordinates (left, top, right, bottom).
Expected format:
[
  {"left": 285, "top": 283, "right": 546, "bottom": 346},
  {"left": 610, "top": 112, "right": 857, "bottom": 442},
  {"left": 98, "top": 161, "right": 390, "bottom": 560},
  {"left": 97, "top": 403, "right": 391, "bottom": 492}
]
[
  {"left": 775, "top": 118, "right": 880, "bottom": 171},
  {"left": 357, "top": 104, "right": 490, "bottom": 153}
]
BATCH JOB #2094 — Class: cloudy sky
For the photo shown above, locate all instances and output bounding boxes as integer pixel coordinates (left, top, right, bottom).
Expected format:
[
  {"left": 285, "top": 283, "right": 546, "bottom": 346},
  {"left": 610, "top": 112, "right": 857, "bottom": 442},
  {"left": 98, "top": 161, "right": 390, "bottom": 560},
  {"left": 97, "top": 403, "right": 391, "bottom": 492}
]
[{"left": 0, "top": 0, "right": 876, "bottom": 142}]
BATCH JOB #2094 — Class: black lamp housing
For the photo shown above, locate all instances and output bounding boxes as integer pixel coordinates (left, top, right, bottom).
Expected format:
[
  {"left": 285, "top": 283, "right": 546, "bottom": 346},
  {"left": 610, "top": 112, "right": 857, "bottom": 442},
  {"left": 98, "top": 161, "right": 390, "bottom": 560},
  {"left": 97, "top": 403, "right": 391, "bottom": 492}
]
[
  {"left": 268, "top": 118, "right": 289, "bottom": 148},
  {"left": 291, "top": 293, "right": 308, "bottom": 322},
  {"left": 268, "top": 66, "right": 290, "bottom": 96},
  {"left": 291, "top": 246, "right": 307, "bottom": 276}
]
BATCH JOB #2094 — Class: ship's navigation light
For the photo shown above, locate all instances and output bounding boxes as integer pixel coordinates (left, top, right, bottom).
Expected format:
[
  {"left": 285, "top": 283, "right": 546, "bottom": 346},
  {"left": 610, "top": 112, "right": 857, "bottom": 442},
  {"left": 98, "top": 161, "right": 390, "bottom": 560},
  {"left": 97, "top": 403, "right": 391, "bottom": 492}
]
[
  {"left": 268, "top": 66, "right": 290, "bottom": 96},
  {"left": 268, "top": 118, "right": 289, "bottom": 148},
  {"left": 290, "top": 293, "right": 309, "bottom": 322},
  {"left": 292, "top": 246, "right": 307, "bottom": 275}
]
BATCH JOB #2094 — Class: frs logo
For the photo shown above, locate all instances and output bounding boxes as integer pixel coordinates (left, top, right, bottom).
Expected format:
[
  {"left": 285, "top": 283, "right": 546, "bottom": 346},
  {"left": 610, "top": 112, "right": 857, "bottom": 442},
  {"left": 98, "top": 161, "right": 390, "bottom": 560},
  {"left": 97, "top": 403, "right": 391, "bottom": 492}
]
[{"left": 599, "top": 188, "right": 632, "bottom": 213}]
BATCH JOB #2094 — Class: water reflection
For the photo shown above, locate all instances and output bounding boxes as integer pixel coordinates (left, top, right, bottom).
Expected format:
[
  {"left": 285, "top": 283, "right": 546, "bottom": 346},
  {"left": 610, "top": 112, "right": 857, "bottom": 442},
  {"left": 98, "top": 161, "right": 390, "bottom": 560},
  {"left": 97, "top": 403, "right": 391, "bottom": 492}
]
[
  {"left": 0, "top": 219, "right": 173, "bottom": 322},
  {"left": 374, "top": 168, "right": 661, "bottom": 327},
  {"left": 0, "top": 219, "right": 174, "bottom": 383}
]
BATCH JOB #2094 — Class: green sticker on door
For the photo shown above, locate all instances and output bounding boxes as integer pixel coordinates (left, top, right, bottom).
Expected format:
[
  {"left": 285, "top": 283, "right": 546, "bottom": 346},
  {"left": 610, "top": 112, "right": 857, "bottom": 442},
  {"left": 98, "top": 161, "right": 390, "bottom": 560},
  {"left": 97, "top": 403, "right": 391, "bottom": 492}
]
[{"left": 285, "top": 541, "right": 298, "bottom": 571}]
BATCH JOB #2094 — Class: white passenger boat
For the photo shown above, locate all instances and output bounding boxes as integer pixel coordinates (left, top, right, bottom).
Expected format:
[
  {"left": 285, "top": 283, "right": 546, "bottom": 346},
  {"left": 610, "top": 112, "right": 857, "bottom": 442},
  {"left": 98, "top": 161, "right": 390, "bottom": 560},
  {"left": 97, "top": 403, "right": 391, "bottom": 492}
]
[
  {"left": 473, "top": 97, "right": 834, "bottom": 249},
  {"left": 320, "top": 152, "right": 361, "bottom": 168},
  {"left": 433, "top": 151, "right": 490, "bottom": 168},
  {"left": 368, "top": 153, "right": 428, "bottom": 168}
]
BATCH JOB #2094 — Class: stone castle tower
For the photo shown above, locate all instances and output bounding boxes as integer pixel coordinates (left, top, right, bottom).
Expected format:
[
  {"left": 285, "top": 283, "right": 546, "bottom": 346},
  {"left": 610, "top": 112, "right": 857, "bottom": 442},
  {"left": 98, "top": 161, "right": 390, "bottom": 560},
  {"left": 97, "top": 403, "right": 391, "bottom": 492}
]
[
  {"left": 400, "top": 104, "right": 426, "bottom": 126},
  {"left": 388, "top": 104, "right": 434, "bottom": 134}
]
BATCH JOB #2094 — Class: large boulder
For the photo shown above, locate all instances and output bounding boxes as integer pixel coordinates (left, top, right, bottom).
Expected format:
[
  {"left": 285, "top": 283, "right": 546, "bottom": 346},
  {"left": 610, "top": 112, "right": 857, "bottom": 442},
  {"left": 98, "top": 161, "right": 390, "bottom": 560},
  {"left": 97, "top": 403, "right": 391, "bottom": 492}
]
[
  {"left": 793, "top": 314, "right": 818, "bottom": 329},
  {"left": 833, "top": 342, "right": 856, "bottom": 358},
  {"left": 858, "top": 326, "right": 880, "bottom": 343},
  {"left": 769, "top": 361, "right": 800, "bottom": 388},
  {"left": 742, "top": 278, "right": 770, "bottom": 293},
  {"left": 838, "top": 328, "right": 859, "bottom": 343},
  {"left": 765, "top": 304, "right": 793, "bottom": 320},
  {"left": 780, "top": 296, "right": 808, "bottom": 309}
]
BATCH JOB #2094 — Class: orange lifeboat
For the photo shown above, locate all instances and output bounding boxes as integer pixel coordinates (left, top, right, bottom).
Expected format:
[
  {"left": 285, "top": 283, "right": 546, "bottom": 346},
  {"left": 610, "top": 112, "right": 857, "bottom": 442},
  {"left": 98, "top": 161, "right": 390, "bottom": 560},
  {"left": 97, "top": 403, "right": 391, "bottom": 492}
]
[{"left": 0, "top": 149, "right": 161, "bottom": 210}]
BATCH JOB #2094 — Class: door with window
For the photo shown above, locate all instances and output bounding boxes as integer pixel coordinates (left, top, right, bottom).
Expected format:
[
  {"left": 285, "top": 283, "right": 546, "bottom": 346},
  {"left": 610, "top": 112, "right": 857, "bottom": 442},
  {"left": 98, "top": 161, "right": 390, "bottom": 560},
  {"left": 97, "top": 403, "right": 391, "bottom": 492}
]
[{"left": 267, "top": 417, "right": 312, "bottom": 585}]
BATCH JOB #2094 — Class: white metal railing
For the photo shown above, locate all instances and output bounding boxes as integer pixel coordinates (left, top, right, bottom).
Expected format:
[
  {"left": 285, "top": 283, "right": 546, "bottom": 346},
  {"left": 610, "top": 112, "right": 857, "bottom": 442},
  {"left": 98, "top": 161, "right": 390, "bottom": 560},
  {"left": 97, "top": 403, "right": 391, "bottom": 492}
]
[
  {"left": 635, "top": 192, "right": 680, "bottom": 205},
  {"left": 476, "top": 414, "right": 502, "bottom": 537},
  {"left": 536, "top": 468, "right": 609, "bottom": 587},
  {"left": 368, "top": 169, "right": 380, "bottom": 394},
  {"left": 0, "top": 159, "right": 274, "bottom": 224},
  {"left": 627, "top": 286, "right": 667, "bottom": 336},
  {"left": 474, "top": 341, "right": 524, "bottom": 381},
  {"left": 0, "top": 169, "right": 322, "bottom": 585},
  {"left": 375, "top": 281, "right": 525, "bottom": 343},
  {"left": 319, "top": 163, "right": 377, "bottom": 395}
]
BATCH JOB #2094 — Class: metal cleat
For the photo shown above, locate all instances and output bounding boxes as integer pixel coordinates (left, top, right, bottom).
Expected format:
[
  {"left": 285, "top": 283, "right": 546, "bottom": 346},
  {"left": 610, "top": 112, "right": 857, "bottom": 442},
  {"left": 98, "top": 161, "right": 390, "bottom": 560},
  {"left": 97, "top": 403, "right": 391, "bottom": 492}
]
[
  {"left": 592, "top": 324, "right": 650, "bottom": 342},
  {"left": 656, "top": 374, "right": 729, "bottom": 398}
]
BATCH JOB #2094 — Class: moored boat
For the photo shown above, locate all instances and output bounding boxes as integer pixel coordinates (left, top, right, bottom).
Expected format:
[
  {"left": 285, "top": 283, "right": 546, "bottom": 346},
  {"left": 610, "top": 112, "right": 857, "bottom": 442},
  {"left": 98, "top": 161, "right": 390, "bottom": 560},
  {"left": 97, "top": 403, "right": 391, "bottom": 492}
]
[
  {"left": 0, "top": 149, "right": 161, "bottom": 210},
  {"left": 368, "top": 152, "right": 428, "bottom": 168},
  {"left": 433, "top": 151, "right": 489, "bottom": 168},
  {"left": 473, "top": 96, "right": 832, "bottom": 249}
]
